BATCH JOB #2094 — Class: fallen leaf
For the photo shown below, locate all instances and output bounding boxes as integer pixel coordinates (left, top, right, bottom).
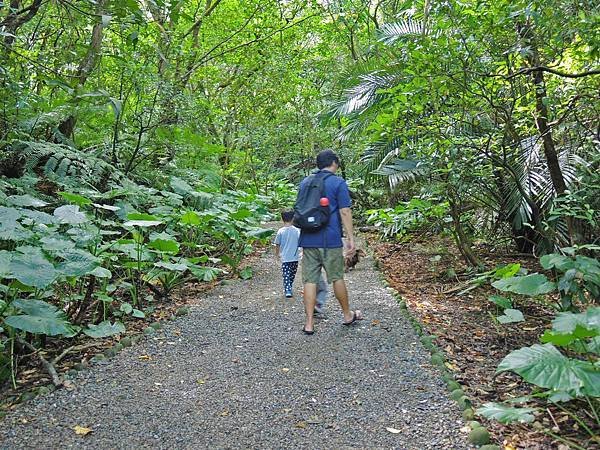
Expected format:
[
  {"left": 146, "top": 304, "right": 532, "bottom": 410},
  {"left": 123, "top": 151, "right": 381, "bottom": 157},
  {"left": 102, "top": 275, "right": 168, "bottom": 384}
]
[
  {"left": 386, "top": 427, "right": 402, "bottom": 434},
  {"left": 220, "top": 410, "right": 230, "bottom": 417},
  {"left": 281, "top": 368, "right": 290, "bottom": 373},
  {"left": 371, "top": 319, "right": 381, "bottom": 326},
  {"left": 295, "top": 421, "right": 307, "bottom": 429},
  {"left": 138, "top": 355, "right": 151, "bottom": 360},
  {"left": 197, "top": 379, "right": 205, "bottom": 385},
  {"left": 73, "top": 425, "right": 92, "bottom": 436}
]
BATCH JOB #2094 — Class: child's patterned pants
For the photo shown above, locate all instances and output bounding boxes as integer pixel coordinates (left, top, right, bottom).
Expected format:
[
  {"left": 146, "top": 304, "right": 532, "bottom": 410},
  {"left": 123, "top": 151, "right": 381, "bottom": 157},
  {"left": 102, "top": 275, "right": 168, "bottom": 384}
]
[{"left": 282, "top": 261, "right": 299, "bottom": 294}]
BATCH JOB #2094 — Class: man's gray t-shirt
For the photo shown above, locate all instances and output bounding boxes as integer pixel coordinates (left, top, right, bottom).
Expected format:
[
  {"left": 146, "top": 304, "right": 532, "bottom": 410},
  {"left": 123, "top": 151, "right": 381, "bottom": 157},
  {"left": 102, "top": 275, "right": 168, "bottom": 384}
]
[{"left": 274, "top": 226, "right": 300, "bottom": 263}]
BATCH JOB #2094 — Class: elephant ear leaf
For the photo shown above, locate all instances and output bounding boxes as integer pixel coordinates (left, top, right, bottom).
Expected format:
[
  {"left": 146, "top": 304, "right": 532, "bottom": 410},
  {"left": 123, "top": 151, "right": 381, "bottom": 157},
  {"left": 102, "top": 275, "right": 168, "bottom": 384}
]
[
  {"left": 56, "top": 249, "right": 100, "bottom": 277},
  {"left": 476, "top": 403, "right": 536, "bottom": 424},
  {"left": 9, "top": 247, "right": 58, "bottom": 289},
  {"left": 83, "top": 320, "right": 125, "bottom": 338},
  {"left": 7, "top": 194, "right": 49, "bottom": 208},
  {"left": 54, "top": 205, "right": 87, "bottom": 224},
  {"left": 497, "top": 343, "right": 600, "bottom": 397},
  {"left": 245, "top": 227, "right": 275, "bottom": 239},
  {"left": 492, "top": 273, "right": 556, "bottom": 296},
  {"left": 189, "top": 265, "right": 220, "bottom": 282},
  {"left": 4, "top": 299, "right": 75, "bottom": 337}
]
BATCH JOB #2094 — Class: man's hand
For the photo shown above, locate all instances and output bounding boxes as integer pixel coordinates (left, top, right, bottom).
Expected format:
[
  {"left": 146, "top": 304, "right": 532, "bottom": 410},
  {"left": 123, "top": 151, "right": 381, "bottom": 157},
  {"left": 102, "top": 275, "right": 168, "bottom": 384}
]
[
  {"left": 339, "top": 207, "right": 355, "bottom": 257},
  {"left": 344, "top": 237, "right": 356, "bottom": 257}
]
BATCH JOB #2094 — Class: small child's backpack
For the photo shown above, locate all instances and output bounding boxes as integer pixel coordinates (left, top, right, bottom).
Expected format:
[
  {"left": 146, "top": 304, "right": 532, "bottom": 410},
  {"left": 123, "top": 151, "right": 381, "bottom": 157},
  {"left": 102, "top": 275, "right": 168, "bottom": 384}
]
[{"left": 293, "top": 171, "right": 333, "bottom": 231}]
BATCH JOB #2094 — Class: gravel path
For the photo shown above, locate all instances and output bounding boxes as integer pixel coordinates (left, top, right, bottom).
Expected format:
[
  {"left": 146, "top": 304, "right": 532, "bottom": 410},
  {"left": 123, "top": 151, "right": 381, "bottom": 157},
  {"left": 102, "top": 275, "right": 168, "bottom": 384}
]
[{"left": 0, "top": 238, "right": 469, "bottom": 449}]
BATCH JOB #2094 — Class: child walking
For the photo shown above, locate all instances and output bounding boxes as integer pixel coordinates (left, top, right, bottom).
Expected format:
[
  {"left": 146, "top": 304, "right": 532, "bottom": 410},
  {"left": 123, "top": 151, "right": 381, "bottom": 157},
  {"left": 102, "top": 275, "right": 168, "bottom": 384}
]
[{"left": 274, "top": 210, "right": 300, "bottom": 298}]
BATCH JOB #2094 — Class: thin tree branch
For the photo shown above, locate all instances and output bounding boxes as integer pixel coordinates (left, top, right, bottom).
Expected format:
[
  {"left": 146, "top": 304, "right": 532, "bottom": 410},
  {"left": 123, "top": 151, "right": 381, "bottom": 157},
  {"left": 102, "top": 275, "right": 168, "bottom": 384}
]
[
  {"left": 505, "top": 66, "right": 600, "bottom": 79},
  {"left": 181, "top": 13, "right": 319, "bottom": 82},
  {"left": 181, "top": 0, "right": 224, "bottom": 40},
  {"left": 17, "top": 337, "right": 62, "bottom": 387}
]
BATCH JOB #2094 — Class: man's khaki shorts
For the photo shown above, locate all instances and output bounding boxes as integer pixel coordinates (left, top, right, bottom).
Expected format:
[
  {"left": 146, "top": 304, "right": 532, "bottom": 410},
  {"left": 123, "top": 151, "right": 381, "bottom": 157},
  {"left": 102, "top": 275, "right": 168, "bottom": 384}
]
[{"left": 302, "top": 247, "right": 345, "bottom": 284}]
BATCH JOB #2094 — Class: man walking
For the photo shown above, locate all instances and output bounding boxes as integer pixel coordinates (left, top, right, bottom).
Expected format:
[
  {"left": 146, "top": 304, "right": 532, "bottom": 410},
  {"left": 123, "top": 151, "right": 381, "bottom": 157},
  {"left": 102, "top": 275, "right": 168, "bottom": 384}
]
[{"left": 297, "top": 150, "right": 363, "bottom": 334}]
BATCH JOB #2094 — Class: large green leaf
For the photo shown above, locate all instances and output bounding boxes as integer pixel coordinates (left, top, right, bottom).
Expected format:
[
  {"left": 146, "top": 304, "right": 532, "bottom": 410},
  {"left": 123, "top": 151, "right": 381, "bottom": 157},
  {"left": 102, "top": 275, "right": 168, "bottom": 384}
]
[
  {"left": 5, "top": 299, "right": 74, "bottom": 336},
  {"left": 552, "top": 308, "right": 600, "bottom": 334},
  {"left": 476, "top": 403, "right": 536, "bottom": 424},
  {"left": 9, "top": 248, "right": 57, "bottom": 289},
  {"left": 12, "top": 298, "right": 62, "bottom": 317},
  {"left": 54, "top": 205, "right": 87, "bottom": 224},
  {"left": 245, "top": 227, "right": 275, "bottom": 239},
  {"left": 180, "top": 210, "right": 201, "bottom": 225},
  {"left": 488, "top": 295, "right": 513, "bottom": 309},
  {"left": 0, "top": 221, "right": 34, "bottom": 241},
  {"left": 56, "top": 249, "right": 100, "bottom": 276},
  {"left": 123, "top": 212, "right": 162, "bottom": 227},
  {"left": 154, "top": 261, "right": 188, "bottom": 272},
  {"left": 90, "top": 267, "right": 112, "bottom": 278},
  {"left": 541, "top": 308, "right": 600, "bottom": 348},
  {"left": 230, "top": 208, "right": 252, "bottom": 220},
  {"left": 59, "top": 192, "right": 92, "bottom": 207},
  {"left": 83, "top": 320, "right": 125, "bottom": 338},
  {"left": 540, "top": 254, "right": 575, "bottom": 271},
  {"left": 4, "top": 315, "right": 74, "bottom": 336},
  {"left": 0, "top": 250, "right": 12, "bottom": 277},
  {"left": 170, "top": 176, "right": 194, "bottom": 195},
  {"left": 149, "top": 238, "right": 180, "bottom": 253},
  {"left": 0, "top": 208, "right": 33, "bottom": 241},
  {"left": 497, "top": 343, "right": 600, "bottom": 397},
  {"left": 492, "top": 274, "right": 556, "bottom": 296},
  {"left": 493, "top": 263, "right": 522, "bottom": 279},
  {"left": 497, "top": 308, "right": 525, "bottom": 324},
  {"left": 7, "top": 194, "right": 48, "bottom": 208},
  {"left": 0, "top": 206, "right": 22, "bottom": 222},
  {"left": 93, "top": 203, "right": 120, "bottom": 212},
  {"left": 20, "top": 209, "right": 57, "bottom": 225},
  {"left": 40, "top": 236, "right": 76, "bottom": 251},
  {"left": 189, "top": 265, "right": 220, "bottom": 282}
]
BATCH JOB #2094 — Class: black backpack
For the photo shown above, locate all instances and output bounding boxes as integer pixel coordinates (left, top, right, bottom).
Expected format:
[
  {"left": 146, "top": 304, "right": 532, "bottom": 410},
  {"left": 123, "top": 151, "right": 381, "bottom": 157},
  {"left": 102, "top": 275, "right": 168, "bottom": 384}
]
[{"left": 293, "top": 171, "right": 334, "bottom": 231}]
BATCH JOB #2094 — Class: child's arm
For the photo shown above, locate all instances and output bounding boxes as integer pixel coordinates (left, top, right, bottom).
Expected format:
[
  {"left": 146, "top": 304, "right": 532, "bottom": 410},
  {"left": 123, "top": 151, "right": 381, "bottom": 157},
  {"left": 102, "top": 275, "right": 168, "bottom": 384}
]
[{"left": 275, "top": 244, "right": 281, "bottom": 260}]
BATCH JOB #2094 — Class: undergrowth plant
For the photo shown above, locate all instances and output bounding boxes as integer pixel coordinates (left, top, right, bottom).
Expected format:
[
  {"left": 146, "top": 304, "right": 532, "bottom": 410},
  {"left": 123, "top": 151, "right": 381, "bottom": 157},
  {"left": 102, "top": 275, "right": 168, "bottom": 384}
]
[{"left": 0, "top": 175, "right": 275, "bottom": 388}]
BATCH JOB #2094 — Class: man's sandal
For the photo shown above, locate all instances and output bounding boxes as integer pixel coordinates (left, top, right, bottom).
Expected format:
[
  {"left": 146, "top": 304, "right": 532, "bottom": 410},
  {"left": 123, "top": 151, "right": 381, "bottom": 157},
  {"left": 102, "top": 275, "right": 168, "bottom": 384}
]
[
  {"left": 302, "top": 327, "right": 314, "bottom": 335},
  {"left": 343, "top": 310, "right": 363, "bottom": 326}
]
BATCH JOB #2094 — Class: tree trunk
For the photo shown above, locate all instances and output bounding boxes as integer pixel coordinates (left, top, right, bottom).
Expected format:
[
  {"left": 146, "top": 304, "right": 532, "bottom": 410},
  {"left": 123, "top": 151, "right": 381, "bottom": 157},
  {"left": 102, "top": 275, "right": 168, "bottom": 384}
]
[
  {"left": 449, "top": 199, "right": 483, "bottom": 268},
  {"left": 56, "top": 0, "right": 107, "bottom": 139},
  {"left": 1, "top": 0, "right": 44, "bottom": 47},
  {"left": 516, "top": 21, "right": 567, "bottom": 196}
]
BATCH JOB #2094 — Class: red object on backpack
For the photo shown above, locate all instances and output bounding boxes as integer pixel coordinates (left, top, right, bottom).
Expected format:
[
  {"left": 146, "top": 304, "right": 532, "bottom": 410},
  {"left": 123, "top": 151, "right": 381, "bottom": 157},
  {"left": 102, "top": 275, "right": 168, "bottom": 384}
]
[{"left": 319, "top": 197, "right": 330, "bottom": 207}]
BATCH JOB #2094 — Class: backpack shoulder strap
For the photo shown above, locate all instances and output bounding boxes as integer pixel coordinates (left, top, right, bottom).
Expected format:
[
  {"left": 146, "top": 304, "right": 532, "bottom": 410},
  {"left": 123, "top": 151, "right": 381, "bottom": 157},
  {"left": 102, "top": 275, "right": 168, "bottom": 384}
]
[{"left": 316, "top": 171, "right": 334, "bottom": 194}]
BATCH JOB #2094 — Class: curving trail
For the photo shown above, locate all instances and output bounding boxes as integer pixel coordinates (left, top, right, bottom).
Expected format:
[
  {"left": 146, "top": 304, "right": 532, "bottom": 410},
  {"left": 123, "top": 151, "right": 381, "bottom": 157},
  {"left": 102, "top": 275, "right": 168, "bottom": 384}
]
[{"left": 0, "top": 237, "right": 468, "bottom": 449}]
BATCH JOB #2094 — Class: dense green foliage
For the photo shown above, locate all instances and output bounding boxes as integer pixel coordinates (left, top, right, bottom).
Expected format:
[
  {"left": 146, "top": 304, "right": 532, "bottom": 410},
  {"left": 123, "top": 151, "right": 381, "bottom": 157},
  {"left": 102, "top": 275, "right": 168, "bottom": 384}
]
[
  {"left": 1, "top": 0, "right": 366, "bottom": 387},
  {"left": 1, "top": 0, "right": 599, "bottom": 443}
]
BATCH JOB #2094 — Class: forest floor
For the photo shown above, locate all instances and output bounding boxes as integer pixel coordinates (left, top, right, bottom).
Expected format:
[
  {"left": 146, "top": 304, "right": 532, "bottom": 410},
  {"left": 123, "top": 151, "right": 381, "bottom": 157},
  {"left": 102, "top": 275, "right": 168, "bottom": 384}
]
[
  {"left": 0, "top": 233, "right": 469, "bottom": 449},
  {"left": 369, "top": 233, "right": 598, "bottom": 450}
]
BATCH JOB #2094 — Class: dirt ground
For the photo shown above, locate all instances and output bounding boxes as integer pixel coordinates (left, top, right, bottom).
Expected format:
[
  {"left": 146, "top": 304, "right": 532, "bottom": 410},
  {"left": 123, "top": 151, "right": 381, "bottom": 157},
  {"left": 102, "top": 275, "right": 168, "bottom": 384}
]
[{"left": 368, "top": 233, "right": 599, "bottom": 450}]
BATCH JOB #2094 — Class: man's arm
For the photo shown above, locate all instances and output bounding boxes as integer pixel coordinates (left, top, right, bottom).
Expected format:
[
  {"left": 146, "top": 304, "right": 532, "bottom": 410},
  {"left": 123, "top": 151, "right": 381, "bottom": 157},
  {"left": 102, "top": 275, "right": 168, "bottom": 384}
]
[{"left": 340, "top": 207, "right": 355, "bottom": 255}]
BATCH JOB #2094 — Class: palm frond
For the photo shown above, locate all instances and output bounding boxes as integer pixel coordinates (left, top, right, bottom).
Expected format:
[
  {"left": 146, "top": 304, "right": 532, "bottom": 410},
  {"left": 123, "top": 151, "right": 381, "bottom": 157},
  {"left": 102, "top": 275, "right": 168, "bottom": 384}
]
[
  {"left": 378, "top": 20, "right": 427, "bottom": 44},
  {"left": 499, "top": 137, "right": 587, "bottom": 231},
  {"left": 374, "top": 157, "right": 428, "bottom": 189},
  {"left": 328, "top": 70, "right": 400, "bottom": 118},
  {"left": 360, "top": 136, "right": 404, "bottom": 177}
]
